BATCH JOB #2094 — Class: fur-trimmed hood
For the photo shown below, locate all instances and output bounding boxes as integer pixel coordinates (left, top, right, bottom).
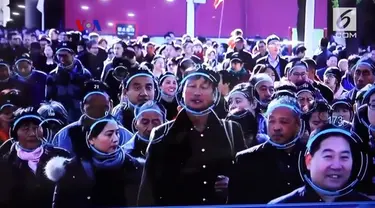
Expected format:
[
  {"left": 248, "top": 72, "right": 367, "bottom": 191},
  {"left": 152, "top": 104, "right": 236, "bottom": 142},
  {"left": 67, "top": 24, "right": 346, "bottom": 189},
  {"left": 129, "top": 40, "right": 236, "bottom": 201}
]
[{"left": 45, "top": 156, "right": 70, "bottom": 182}]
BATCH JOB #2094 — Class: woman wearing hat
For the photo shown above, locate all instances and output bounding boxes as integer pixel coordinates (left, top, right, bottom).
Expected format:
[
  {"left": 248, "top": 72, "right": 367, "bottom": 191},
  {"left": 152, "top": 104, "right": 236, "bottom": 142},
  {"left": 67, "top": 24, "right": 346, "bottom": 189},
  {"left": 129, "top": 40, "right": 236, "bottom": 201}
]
[
  {"left": 138, "top": 66, "right": 246, "bottom": 206},
  {"left": 0, "top": 107, "right": 70, "bottom": 207},
  {"left": 128, "top": 101, "right": 165, "bottom": 159},
  {"left": 323, "top": 67, "right": 346, "bottom": 99},
  {"left": 0, "top": 89, "right": 23, "bottom": 144},
  {"left": 296, "top": 82, "right": 319, "bottom": 113},
  {"left": 45, "top": 116, "right": 143, "bottom": 207},
  {"left": 158, "top": 72, "right": 179, "bottom": 120},
  {"left": 269, "top": 124, "right": 371, "bottom": 203}
]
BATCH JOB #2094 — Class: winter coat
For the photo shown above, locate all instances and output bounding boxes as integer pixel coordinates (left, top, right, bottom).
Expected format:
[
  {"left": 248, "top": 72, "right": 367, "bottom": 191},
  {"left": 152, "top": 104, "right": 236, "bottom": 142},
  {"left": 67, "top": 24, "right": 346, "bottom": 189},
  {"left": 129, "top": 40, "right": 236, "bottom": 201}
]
[
  {"left": 45, "top": 154, "right": 143, "bottom": 208},
  {"left": 0, "top": 143, "right": 70, "bottom": 207},
  {"left": 46, "top": 60, "right": 92, "bottom": 122}
]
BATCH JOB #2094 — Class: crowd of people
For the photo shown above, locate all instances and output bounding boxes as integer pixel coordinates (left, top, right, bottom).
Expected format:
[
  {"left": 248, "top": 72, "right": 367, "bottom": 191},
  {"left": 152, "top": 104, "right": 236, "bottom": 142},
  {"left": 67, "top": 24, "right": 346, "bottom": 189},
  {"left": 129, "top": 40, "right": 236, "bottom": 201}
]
[{"left": 0, "top": 25, "right": 375, "bottom": 207}]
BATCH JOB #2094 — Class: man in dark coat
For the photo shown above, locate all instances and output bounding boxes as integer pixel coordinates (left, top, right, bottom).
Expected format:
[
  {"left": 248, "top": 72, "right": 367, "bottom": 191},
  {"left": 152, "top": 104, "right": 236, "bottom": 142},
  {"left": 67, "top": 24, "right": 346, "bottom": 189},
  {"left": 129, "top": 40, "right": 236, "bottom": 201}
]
[
  {"left": 225, "top": 36, "right": 255, "bottom": 72},
  {"left": 269, "top": 124, "right": 372, "bottom": 204},
  {"left": 228, "top": 95, "right": 305, "bottom": 204},
  {"left": 256, "top": 35, "right": 288, "bottom": 78},
  {"left": 46, "top": 44, "right": 92, "bottom": 122},
  {"left": 138, "top": 68, "right": 246, "bottom": 206}
]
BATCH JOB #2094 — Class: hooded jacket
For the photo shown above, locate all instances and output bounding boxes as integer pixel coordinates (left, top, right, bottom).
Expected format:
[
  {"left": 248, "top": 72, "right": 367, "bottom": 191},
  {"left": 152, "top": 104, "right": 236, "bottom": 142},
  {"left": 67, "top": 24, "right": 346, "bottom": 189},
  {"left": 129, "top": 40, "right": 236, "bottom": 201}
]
[{"left": 46, "top": 60, "right": 92, "bottom": 122}]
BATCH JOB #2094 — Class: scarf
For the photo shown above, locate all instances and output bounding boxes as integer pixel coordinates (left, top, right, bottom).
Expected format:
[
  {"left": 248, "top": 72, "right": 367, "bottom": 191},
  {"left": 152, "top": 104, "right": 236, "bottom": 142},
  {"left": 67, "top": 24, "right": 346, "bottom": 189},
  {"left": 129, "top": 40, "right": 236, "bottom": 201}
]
[
  {"left": 15, "top": 143, "right": 44, "bottom": 173},
  {"left": 90, "top": 145, "right": 126, "bottom": 169}
]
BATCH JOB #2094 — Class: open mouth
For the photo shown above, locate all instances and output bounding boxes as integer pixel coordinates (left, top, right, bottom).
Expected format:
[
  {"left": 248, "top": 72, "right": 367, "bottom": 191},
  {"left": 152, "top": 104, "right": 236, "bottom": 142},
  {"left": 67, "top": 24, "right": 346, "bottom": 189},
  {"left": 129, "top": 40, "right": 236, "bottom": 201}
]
[{"left": 191, "top": 99, "right": 203, "bottom": 105}]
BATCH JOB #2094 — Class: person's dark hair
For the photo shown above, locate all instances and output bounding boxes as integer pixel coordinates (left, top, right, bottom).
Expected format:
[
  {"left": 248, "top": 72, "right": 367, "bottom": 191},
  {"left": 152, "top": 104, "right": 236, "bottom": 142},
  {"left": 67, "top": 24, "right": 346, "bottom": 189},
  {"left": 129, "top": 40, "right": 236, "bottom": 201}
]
[
  {"left": 218, "top": 70, "right": 234, "bottom": 90},
  {"left": 142, "top": 35, "right": 150, "bottom": 43},
  {"left": 98, "top": 38, "right": 107, "bottom": 46},
  {"left": 256, "top": 40, "right": 266, "bottom": 47},
  {"left": 309, "top": 124, "right": 357, "bottom": 156},
  {"left": 320, "top": 38, "right": 329, "bottom": 48},
  {"left": 82, "top": 80, "right": 111, "bottom": 101},
  {"left": 38, "top": 101, "right": 69, "bottom": 125},
  {"left": 164, "top": 32, "right": 174, "bottom": 39},
  {"left": 7, "top": 31, "right": 18, "bottom": 41},
  {"left": 302, "top": 57, "right": 317, "bottom": 70},
  {"left": 347, "top": 54, "right": 361, "bottom": 71},
  {"left": 86, "top": 39, "right": 97, "bottom": 49}
]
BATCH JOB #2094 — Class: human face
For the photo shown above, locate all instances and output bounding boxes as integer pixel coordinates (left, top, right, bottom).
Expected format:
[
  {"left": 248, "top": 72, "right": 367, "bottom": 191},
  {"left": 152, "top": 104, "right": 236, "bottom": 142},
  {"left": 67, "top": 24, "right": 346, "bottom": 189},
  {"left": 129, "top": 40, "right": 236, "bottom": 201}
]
[
  {"left": 83, "top": 93, "right": 111, "bottom": 120},
  {"left": 306, "top": 136, "right": 352, "bottom": 191},
  {"left": 354, "top": 65, "right": 375, "bottom": 90},
  {"left": 264, "top": 68, "right": 276, "bottom": 82},
  {"left": 231, "top": 61, "right": 243, "bottom": 71},
  {"left": 371, "top": 50, "right": 375, "bottom": 62},
  {"left": 10, "top": 34, "right": 22, "bottom": 46},
  {"left": 267, "top": 40, "right": 280, "bottom": 56},
  {"left": 154, "top": 58, "right": 165, "bottom": 72},
  {"left": 17, "top": 122, "right": 42, "bottom": 150},
  {"left": 89, "top": 120, "right": 119, "bottom": 153},
  {"left": 114, "top": 43, "right": 124, "bottom": 58},
  {"left": 167, "top": 61, "right": 177, "bottom": 74},
  {"left": 309, "top": 111, "right": 329, "bottom": 133},
  {"left": 208, "top": 51, "right": 216, "bottom": 60},
  {"left": 58, "top": 32, "right": 68, "bottom": 42},
  {"left": 99, "top": 41, "right": 107, "bottom": 50},
  {"left": 0, "top": 65, "right": 10, "bottom": 81},
  {"left": 0, "top": 105, "right": 16, "bottom": 123},
  {"left": 228, "top": 92, "right": 253, "bottom": 114},
  {"left": 288, "top": 67, "right": 308, "bottom": 85},
  {"left": 184, "top": 43, "right": 194, "bottom": 55},
  {"left": 135, "top": 111, "right": 163, "bottom": 139},
  {"left": 44, "top": 46, "right": 54, "bottom": 58},
  {"left": 338, "top": 60, "right": 348, "bottom": 72},
  {"left": 146, "top": 44, "right": 155, "bottom": 55},
  {"left": 77, "top": 45, "right": 84, "bottom": 53},
  {"left": 57, "top": 51, "right": 73, "bottom": 66},
  {"left": 332, "top": 106, "right": 351, "bottom": 122},
  {"left": 107, "top": 49, "right": 114, "bottom": 60},
  {"left": 16, "top": 61, "right": 32, "bottom": 77},
  {"left": 268, "top": 107, "right": 300, "bottom": 144},
  {"left": 161, "top": 76, "right": 177, "bottom": 96},
  {"left": 125, "top": 76, "right": 155, "bottom": 106},
  {"left": 89, "top": 43, "right": 99, "bottom": 56},
  {"left": 323, "top": 73, "right": 337, "bottom": 92},
  {"left": 183, "top": 77, "right": 214, "bottom": 111},
  {"left": 235, "top": 40, "right": 244, "bottom": 51},
  {"left": 258, "top": 43, "right": 266, "bottom": 54},
  {"left": 256, "top": 81, "right": 274, "bottom": 104},
  {"left": 297, "top": 91, "right": 315, "bottom": 112},
  {"left": 165, "top": 45, "right": 176, "bottom": 59},
  {"left": 194, "top": 44, "right": 203, "bottom": 54},
  {"left": 326, "top": 56, "right": 338, "bottom": 67},
  {"left": 367, "top": 94, "right": 375, "bottom": 125},
  {"left": 23, "top": 35, "right": 32, "bottom": 47}
]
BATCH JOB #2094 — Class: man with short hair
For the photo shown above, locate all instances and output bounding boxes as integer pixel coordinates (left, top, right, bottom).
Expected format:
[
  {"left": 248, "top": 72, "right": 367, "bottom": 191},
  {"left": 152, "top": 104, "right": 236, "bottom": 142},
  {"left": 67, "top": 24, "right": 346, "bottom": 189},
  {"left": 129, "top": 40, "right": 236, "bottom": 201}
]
[
  {"left": 256, "top": 35, "right": 288, "bottom": 78},
  {"left": 225, "top": 36, "right": 255, "bottom": 71},
  {"left": 269, "top": 124, "right": 371, "bottom": 203},
  {"left": 229, "top": 96, "right": 305, "bottom": 204},
  {"left": 317, "top": 54, "right": 338, "bottom": 80},
  {"left": 78, "top": 40, "right": 103, "bottom": 79},
  {"left": 343, "top": 57, "right": 375, "bottom": 105}
]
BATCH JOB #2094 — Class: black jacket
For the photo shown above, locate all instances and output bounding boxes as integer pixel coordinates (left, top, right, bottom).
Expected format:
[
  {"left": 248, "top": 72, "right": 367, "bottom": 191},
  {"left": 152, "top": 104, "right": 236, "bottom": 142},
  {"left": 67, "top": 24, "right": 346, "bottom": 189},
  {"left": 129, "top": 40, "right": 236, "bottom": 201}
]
[
  {"left": 228, "top": 141, "right": 305, "bottom": 204},
  {"left": 47, "top": 154, "right": 143, "bottom": 208},
  {"left": 127, "top": 133, "right": 149, "bottom": 159},
  {"left": 138, "top": 109, "right": 246, "bottom": 206},
  {"left": 0, "top": 144, "right": 69, "bottom": 207},
  {"left": 256, "top": 55, "right": 288, "bottom": 78},
  {"left": 268, "top": 185, "right": 372, "bottom": 204}
]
